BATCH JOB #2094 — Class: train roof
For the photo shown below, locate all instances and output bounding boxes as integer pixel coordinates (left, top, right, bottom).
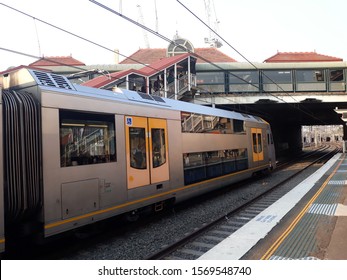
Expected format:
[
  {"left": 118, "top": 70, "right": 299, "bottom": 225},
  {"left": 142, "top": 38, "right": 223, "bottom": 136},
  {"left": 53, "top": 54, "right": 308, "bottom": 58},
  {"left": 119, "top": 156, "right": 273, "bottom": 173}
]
[
  {"left": 1, "top": 68, "right": 265, "bottom": 124},
  {"left": 78, "top": 84, "right": 264, "bottom": 123}
]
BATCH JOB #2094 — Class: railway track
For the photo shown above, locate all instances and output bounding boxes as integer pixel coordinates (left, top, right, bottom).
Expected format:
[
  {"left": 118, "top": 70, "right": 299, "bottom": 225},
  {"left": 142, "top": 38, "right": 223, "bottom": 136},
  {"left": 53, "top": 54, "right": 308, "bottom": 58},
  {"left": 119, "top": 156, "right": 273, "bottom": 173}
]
[
  {"left": 3, "top": 145, "right": 339, "bottom": 260},
  {"left": 146, "top": 145, "right": 340, "bottom": 260}
]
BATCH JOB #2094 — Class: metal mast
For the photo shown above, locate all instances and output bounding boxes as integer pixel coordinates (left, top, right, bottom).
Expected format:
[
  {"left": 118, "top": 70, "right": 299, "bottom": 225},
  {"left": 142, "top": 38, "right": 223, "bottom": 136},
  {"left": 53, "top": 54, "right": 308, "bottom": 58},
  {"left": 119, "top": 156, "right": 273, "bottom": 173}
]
[
  {"left": 203, "top": 0, "right": 222, "bottom": 48},
  {"left": 137, "top": 4, "right": 150, "bottom": 48}
]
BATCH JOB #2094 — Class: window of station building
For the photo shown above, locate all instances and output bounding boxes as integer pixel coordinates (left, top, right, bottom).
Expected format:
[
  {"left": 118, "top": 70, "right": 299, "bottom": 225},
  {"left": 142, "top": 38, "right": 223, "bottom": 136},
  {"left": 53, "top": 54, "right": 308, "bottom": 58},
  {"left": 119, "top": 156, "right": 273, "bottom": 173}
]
[
  {"left": 196, "top": 71, "right": 225, "bottom": 93},
  {"left": 109, "top": 77, "right": 127, "bottom": 91},
  {"left": 228, "top": 71, "right": 259, "bottom": 92},
  {"left": 262, "top": 70, "right": 292, "bottom": 83},
  {"left": 60, "top": 110, "right": 116, "bottom": 167},
  {"left": 181, "top": 111, "right": 232, "bottom": 134},
  {"left": 329, "top": 69, "right": 344, "bottom": 82},
  {"left": 167, "top": 38, "right": 194, "bottom": 57},
  {"left": 183, "top": 148, "right": 248, "bottom": 185},
  {"left": 229, "top": 71, "right": 259, "bottom": 84},
  {"left": 296, "top": 69, "right": 325, "bottom": 82},
  {"left": 197, "top": 72, "right": 225, "bottom": 84}
]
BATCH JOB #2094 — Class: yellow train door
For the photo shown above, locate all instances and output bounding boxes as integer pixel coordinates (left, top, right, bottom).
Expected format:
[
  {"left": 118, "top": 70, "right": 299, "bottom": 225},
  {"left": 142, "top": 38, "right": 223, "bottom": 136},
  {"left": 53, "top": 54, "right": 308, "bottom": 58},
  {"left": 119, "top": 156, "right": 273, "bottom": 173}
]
[
  {"left": 251, "top": 128, "right": 264, "bottom": 162},
  {"left": 125, "top": 116, "right": 169, "bottom": 189}
]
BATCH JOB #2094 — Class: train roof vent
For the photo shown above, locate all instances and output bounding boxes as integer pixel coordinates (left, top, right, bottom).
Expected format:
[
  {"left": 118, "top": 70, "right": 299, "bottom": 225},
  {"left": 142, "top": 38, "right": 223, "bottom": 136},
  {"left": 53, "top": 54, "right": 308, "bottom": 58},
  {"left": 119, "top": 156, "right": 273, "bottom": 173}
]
[
  {"left": 241, "top": 113, "right": 250, "bottom": 118},
  {"left": 31, "top": 70, "right": 75, "bottom": 90},
  {"left": 138, "top": 91, "right": 154, "bottom": 101},
  {"left": 124, "top": 90, "right": 168, "bottom": 106},
  {"left": 151, "top": 95, "right": 165, "bottom": 103},
  {"left": 138, "top": 92, "right": 166, "bottom": 103}
]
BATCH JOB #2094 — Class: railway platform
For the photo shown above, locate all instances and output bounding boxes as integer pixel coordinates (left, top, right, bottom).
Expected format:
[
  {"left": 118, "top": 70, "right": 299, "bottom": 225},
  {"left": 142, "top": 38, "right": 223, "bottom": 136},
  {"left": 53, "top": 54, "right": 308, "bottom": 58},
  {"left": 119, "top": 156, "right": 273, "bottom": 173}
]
[{"left": 198, "top": 153, "right": 347, "bottom": 260}]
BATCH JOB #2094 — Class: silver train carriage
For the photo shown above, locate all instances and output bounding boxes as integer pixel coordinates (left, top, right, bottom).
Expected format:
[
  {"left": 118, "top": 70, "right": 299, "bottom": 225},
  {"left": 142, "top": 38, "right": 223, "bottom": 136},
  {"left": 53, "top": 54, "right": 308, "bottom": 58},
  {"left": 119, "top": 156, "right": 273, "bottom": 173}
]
[{"left": 0, "top": 68, "right": 276, "bottom": 253}]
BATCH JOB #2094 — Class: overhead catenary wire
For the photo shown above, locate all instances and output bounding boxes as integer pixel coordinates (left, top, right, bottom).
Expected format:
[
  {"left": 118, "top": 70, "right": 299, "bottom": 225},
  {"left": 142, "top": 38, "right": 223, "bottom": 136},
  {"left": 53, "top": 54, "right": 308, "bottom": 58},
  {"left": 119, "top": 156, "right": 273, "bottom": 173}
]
[
  {"left": 0, "top": 2, "right": 262, "bottom": 114},
  {"left": 0, "top": 3, "right": 160, "bottom": 73},
  {"left": 176, "top": 0, "right": 325, "bottom": 122},
  {"left": 89, "top": 0, "right": 327, "bottom": 125},
  {"left": 0, "top": 1, "right": 324, "bottom": 123},
  {"left": 0, "top": 45, "right": 267, "bottom": 118},
  {"left": 177, "top": 0, "right": 301, "bottom": 104},
  {"left": 0, "top": 3, "right": 198, "bottom": 97},
  {"left": 0, "top": 0, "right": 290, "bottom": 102},
  {"left": 88, "top": 0, "right": 287, "bottom": 99}
]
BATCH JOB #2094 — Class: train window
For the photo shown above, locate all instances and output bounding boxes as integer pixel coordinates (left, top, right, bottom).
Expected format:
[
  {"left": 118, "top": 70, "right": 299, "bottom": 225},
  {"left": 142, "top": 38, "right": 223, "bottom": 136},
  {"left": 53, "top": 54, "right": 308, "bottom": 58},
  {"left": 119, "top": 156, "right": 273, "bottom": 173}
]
[
  {"left": 181, "top": 112, "right": 232, "bottom": 134},
  {"left": 183, "top": 149, "right": 248, "bottom": 185},
  {"left": 257, "top": 133, "right": 263, "bottom": 153},
  {"left": 252, "top": 132, "right": 263, "bottom": 153},
  {"left": 129, "top": 127, "right": 147, "bottom": 169},
  {"left": 151, "top": 128, "right": 166, "bottom": 168},
  {"left": 60, "top": 110, "right": 116, "bottom": 167},
  {"left": 233, "top": 119, "right": 245, "bottom": 133},
  {"left": 252, "top": 133, "right": 257, "bottom": 153}
]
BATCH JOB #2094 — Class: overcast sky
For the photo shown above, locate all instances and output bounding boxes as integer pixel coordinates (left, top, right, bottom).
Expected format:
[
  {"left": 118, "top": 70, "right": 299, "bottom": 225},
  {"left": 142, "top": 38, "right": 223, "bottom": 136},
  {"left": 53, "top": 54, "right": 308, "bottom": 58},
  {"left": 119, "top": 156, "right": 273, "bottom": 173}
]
[{"left": 1, "top": 0, "right": 346, "bottom": 70}]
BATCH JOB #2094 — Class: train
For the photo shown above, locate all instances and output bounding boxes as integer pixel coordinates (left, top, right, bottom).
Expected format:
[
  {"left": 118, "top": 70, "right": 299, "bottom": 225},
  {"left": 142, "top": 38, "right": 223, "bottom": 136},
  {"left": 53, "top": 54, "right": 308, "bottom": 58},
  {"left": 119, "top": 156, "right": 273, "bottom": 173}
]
[{"left": 0, "top": 68, "right": 276, "bottom": 254}]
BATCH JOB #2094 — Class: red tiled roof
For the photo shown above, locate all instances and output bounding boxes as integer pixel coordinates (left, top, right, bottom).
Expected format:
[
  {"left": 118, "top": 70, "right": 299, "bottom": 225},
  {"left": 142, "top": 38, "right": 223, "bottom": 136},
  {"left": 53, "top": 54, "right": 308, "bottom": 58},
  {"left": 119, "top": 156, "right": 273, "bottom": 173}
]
[
  {"left": 82, "top": 53, "right": 196, "bottom": 88},
  {"left": 140, "top": 53, "right": 195, "bottom": 76},
  {"left": 119, "top": 47, "right": 236, "bottom": 64},
  {"left": 264, "top": 52, "right": 343, "bottom": 63},
  {"left": 194, "top": 48, "right": 237, "bottom": 63},
  {"left": 29, "top": 56, "right": 86, "bottom": 67},
  {"left": 120, "top": 48, "right": 167, "bottom": 65}
]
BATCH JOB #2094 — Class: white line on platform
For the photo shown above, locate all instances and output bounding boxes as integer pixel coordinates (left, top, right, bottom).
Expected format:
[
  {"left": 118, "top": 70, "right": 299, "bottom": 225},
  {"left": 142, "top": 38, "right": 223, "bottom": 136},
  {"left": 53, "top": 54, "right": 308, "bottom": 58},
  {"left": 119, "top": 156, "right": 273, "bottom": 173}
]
[{"left": 198, "top": 153, "right": 342, "bottom": 260}]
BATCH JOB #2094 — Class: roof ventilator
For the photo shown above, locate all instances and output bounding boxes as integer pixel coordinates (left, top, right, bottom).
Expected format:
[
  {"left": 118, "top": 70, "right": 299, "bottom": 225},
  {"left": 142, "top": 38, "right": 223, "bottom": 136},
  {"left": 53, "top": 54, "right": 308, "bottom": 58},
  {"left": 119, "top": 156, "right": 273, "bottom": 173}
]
[{"left": 31, "top": 70, "right": 75, "bottom": 90}]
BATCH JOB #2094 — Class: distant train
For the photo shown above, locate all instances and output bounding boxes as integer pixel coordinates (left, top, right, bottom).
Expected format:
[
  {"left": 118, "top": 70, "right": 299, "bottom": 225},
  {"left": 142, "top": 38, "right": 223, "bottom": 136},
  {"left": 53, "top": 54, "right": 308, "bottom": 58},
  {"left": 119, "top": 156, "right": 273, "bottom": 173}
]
[{"left": 0, "top": 68, "right": 276, "bottom": 253}]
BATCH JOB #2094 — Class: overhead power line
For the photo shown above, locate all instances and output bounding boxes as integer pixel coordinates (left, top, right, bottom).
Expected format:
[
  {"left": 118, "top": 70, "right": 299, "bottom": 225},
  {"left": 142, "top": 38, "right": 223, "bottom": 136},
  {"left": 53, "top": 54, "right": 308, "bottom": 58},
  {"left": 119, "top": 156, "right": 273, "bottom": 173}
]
[
  {"left": 0, "top": 3, "right": 242, "bottom": 106},
  {"left": 0, "top": 3, "right": 157, "bottom": 71},
  {"left": 90, "top": 0, "right": 326, "bottom": 124},
  {"left": 0, "top": 2, "right": 326, "bottom": 123}
]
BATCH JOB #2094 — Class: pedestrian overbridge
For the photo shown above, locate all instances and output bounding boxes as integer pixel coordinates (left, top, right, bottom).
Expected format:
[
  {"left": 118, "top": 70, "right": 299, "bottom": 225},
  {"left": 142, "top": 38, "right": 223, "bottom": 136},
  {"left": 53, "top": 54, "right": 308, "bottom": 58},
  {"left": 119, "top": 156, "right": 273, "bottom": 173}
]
[{"left": 190, "top": 61, "right": 347, "bottom": 155}]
